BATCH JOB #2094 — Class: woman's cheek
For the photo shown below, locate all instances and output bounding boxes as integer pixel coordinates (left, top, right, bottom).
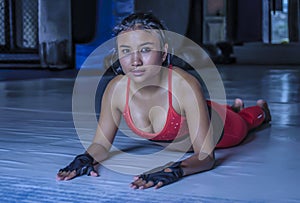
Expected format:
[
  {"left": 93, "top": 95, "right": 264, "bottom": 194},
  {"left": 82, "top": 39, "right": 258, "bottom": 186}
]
[{"left": 119, "top": 58, "right": 130, "bottom": 73}]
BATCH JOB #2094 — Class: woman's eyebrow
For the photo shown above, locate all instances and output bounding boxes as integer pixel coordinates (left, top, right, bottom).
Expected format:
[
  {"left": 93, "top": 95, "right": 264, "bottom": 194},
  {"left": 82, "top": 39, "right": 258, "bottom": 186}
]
[
  {"left": 119, "top": 42, "right": 155, "bottom": 48},
  {"left": 139, "top": 42, "right": 155, "bottom": 46},
  {"left": 119, "top": 45, "right": 130, "bottom": 48}
]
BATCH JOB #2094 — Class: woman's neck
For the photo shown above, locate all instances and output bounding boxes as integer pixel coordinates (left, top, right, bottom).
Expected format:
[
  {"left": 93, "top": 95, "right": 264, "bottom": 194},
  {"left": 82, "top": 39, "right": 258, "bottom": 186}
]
[{"left": 130, "top": 68, "right": 167, "bottom": 96}]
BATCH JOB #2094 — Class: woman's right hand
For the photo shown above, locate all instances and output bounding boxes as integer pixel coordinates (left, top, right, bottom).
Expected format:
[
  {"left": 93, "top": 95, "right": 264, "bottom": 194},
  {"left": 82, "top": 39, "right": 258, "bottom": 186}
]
[{"left": 56, "top": 153, "right": 99, "bottom": 181}]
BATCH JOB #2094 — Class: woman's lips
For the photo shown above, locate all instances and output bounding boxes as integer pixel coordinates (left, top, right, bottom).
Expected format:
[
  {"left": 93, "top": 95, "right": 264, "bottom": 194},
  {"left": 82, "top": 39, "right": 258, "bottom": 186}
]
[{"left": 131, "top": 69, "right": 145, "bottom": 76}]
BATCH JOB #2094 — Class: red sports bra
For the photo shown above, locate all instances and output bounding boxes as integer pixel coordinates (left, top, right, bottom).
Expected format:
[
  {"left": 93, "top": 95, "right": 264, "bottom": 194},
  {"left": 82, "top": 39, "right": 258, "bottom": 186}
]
[{"left": 123, "top": 67, "right": 189, "bottom": 141}]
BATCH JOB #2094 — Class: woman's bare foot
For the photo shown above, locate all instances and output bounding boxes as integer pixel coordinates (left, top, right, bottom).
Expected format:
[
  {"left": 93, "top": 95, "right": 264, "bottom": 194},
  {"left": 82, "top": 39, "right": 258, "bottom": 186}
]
[
  {"left": 231, "top": 98, "right": 244, "bottom": 113},
  {"left": 256, "top": 99, "right": 272, "bottom": 123}
]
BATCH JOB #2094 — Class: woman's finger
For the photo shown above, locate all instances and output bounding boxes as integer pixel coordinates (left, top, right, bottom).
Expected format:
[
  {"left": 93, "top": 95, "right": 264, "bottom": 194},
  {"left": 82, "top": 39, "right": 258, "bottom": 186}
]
[
  {"left": 154, "top": 181, "right": 164, "bottom": 189},
  {"left": 64, "top": 170, "right": 77, "bottom": 180},
  {"left": 130, "top": 178, "right": 146, "bottom": 189},
  {"left": 90, "top": 170, "right": 99, "bottom": 177},
  {"left": 139, "top": 181, "right": 154, "bottom": 189},
  {"left": 56, "top": 171, "right": 70, "bottom": 181}
]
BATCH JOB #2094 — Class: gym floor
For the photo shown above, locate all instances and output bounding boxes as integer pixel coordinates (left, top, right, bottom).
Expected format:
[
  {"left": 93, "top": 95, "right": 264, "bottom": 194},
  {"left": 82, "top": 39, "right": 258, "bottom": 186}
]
[{"left": 0, "top": 64, "right": 299, "bottom": 202}]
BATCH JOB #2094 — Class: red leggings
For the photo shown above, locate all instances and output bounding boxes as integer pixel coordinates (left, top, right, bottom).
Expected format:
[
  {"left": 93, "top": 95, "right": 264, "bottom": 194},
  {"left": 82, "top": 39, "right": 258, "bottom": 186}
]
[{"left": 207, "top": 101, "right": 265, "bottom": 148}]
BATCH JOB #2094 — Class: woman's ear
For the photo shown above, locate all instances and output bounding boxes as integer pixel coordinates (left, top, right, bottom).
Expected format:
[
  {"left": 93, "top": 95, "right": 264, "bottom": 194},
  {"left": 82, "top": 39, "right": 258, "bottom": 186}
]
[
  {"left": 105, "top": 49, "right": 124, "bottom": 75},
  {"left": 162, "top": 43, "right": 169, "bottom": 61}
]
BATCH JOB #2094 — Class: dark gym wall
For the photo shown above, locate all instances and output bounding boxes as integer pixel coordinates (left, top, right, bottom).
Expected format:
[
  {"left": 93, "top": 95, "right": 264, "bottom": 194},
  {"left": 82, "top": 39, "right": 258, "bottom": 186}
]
[
  {"left": 134, "top": 0, "right": 190, "bottom": 35},
  {"left": 236, "top": 0, "right": 263, "bottom": 42},
  {"left": 71, "top": 0, "right": 98, "bottom": 44}
]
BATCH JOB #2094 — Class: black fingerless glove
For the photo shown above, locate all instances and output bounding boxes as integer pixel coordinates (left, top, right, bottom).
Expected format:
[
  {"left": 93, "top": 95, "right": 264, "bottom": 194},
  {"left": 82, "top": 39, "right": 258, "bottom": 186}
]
[
  {"left": 139, "top": 161, "right": 183, "bottom": 186},
  {"left": 59, "top": 154, "right": 96, "bottom": 176}
]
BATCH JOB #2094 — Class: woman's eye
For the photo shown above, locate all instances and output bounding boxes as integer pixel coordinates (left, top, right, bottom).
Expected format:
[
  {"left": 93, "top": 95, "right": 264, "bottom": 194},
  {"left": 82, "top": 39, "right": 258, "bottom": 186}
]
[
  {"left": 121, "top": 49, "right": 131, "bottom": 54},
  {"left": 140, "top": 47, "right": 151, "bottom": 53}
]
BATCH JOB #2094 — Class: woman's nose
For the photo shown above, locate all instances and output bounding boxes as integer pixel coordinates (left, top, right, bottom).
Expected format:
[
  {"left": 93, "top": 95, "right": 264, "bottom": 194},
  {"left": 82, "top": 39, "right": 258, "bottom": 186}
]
[{"left": 131, "top": 51, "right": 142, "bottom": 66}]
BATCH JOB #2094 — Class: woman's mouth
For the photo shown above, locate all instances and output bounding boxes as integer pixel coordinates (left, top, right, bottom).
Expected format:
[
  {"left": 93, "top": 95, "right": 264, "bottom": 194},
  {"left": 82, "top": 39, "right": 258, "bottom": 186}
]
[{"left": 131, "top": 69, "right": 145, "bottom": 76}]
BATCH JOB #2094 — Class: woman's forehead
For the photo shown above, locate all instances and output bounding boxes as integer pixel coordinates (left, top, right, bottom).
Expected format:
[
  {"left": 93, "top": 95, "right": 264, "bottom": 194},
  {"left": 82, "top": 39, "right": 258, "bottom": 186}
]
[{"left": 117, "top": 29, "right": 162, "bottom": 46}]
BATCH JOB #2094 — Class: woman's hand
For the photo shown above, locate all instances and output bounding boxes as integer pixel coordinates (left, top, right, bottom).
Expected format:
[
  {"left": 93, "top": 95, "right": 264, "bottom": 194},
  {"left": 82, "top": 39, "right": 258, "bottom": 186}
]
[
  {"left": 130, "top": 161, "right": 183, "bottom": 189},
  {"left": 56, "top": 154, "right": 99, "bottom": 181}
]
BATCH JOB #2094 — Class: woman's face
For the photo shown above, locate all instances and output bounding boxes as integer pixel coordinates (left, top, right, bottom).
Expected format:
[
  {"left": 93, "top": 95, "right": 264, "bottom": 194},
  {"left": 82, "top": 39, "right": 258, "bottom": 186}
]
[{"left": 117, "top": 29, "right": 168, "bottom": 82}]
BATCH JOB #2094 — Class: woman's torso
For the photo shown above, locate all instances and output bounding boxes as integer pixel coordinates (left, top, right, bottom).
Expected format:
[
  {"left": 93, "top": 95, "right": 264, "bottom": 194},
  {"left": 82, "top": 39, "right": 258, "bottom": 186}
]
[{"left": 113, "top": 67, "right": 190, "bottom": 141}]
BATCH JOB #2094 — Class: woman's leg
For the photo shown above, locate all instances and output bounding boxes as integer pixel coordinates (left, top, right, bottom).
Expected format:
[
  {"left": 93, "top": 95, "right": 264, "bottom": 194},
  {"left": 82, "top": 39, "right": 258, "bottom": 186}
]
[
  {"left": 215, "top": 106, "right": 249, "bottom": 148},
  {"left": 237, "top": 100, "right": 271, "bottom": 130},
  {"left": 210, "top": 99, "right": 271, "bottom": 148},
  {"left": 208, "top": 101, "right": 248, "bottom": 148},
  {"left": 231, "top": 98, "right": 244, "bottom": 113},
  {"left": 256, "top": 99, "right": 272, "bottom": 123}
]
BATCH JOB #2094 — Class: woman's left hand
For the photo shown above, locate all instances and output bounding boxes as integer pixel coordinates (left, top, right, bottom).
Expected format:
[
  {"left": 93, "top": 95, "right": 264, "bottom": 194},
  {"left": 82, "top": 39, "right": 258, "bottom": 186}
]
[{"left": 130, "top": 161, "right": 183, "bottom": 189}]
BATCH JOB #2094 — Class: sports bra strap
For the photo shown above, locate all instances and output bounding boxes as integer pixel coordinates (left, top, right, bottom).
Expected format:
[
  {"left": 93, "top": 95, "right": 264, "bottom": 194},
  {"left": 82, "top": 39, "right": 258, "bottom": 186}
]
[
  {"left": 168, "top": 65, "right": 173, "bottom": 106},
  {"left": 125, "top": 77, "right": 131, "bottom": 107}
]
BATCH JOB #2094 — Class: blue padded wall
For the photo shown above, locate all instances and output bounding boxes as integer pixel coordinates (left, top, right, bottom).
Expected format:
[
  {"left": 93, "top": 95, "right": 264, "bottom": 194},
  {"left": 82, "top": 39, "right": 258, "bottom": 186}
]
[{"left": 75, "top": 0, "right": 134, "bottom": 69}]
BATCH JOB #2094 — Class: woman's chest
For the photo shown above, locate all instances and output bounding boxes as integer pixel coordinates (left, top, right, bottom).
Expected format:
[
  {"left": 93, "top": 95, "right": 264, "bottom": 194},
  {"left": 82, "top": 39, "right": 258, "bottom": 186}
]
[
  {"left": 126, "top": 91, "right": 182, "bottom": 133},
  {"left": 129, "top": 92, "right": 168, "bottom": 133}
]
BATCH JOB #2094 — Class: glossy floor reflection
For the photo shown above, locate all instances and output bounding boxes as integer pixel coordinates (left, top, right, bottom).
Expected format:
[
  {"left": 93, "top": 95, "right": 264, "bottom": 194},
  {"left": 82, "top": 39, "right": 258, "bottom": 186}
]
[{"left": 0, "top": 65, "right": 299, "bottom": 202}]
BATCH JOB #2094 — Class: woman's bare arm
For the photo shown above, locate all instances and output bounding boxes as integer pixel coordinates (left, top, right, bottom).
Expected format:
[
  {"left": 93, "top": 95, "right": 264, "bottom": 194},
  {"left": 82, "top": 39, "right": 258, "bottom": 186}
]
[
  {"left": 86, "top": 76, "right": 124, "bottom": 162},
  {"left": 178, "top": 71, "right": 216, "bottom": 176},
  {"left": 57, "top": 76, "right": 123, "bottom": 180}
]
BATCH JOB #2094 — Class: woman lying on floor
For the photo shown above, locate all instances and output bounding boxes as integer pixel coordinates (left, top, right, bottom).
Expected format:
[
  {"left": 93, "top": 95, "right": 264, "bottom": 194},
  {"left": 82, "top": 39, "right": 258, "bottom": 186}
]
[{"left": 57, "top": 12, "right": 271, "bottom": 189}]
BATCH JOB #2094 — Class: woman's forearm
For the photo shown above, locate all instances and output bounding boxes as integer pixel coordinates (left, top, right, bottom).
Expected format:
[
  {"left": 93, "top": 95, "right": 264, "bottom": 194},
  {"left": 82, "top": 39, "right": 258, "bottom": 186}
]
[
  {"left": 86, "top": 143, "right": 110, "bottom": 164},
  {"left": 180, "top": 152, "right": 215, "bottom": 176}
]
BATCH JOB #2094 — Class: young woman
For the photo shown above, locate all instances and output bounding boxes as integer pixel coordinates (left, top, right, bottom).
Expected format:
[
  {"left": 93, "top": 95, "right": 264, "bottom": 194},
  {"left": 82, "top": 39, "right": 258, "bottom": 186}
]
[{"left": 56, "top": 12, "right": 271, "bottom": 189}]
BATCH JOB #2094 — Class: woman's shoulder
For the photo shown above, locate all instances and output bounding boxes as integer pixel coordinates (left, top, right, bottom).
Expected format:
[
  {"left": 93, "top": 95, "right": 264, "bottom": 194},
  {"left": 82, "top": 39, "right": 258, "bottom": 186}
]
[
  {"left": 104, "top": 75, "right": 127, "bottom": 96},
  {"left": 107, "top": 75, "right": 126, "bottom": 87},
  {"left": 172, "top": 66, "right": 201, "bottom": 88},
  {"left": 101, "top": 75, "right": 128, "bottom": 109},
  {"left": 171, "top": 67, "right": 206, "bottom": 109}
]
